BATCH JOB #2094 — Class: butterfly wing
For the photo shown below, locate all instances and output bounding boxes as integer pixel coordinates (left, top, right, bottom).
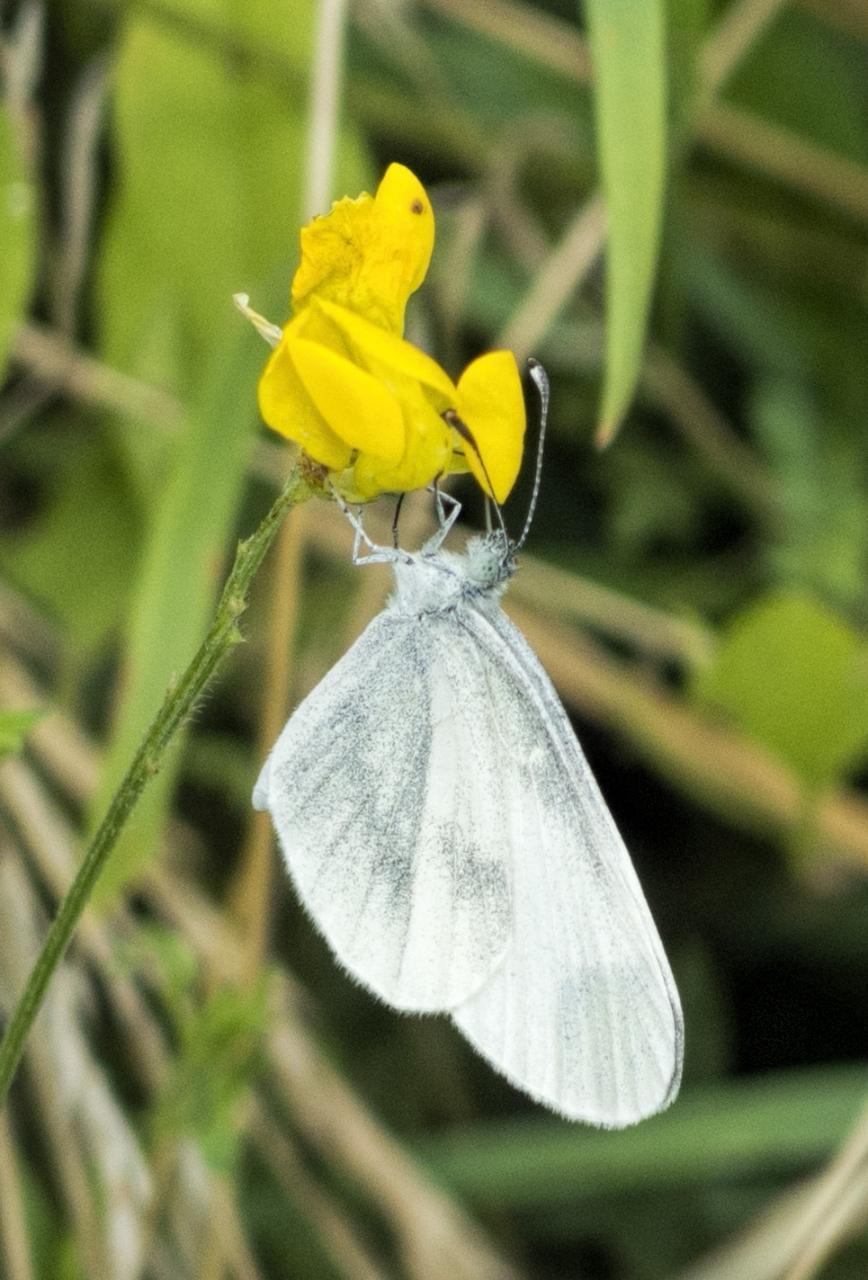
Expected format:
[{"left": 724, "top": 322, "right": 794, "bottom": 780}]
[
  {"left": 450, "top": 601, "right": 683, "bottom": 1127},
  {"left": 254, "top": 610, "right": 513, "bottom": 1012}
]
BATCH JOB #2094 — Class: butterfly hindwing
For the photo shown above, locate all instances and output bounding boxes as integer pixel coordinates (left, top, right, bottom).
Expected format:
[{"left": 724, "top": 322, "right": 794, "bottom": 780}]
[{"left": 449, "top": 600, "right": 683, "bottom": 1127}]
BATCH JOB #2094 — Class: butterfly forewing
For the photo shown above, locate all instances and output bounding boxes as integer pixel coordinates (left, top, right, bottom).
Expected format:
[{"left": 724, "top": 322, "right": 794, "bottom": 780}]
[{"left": 255, "top": 610, "right": 513, "bottom": 1011}]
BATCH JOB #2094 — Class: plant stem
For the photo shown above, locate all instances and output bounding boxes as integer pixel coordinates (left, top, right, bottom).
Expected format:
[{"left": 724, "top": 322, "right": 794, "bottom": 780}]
[{"left": 0, "top": 464, "right": 309, "bottom": 1105}]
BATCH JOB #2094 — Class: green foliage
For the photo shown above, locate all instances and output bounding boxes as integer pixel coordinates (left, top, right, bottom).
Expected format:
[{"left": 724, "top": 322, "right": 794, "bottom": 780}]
[
  {"left": 416, "top": 10, "right": 589, "bottom": 136},
  {"left": 96, "top": 0, "right": 300, "bottom": 399},
  {"left": 665, "top": 0, "right": 710, "bottom": 140},
  {"left": 0, "top": 707, "right": 43, "bottom": 759},
  {"left": 694, "top": 592, "right": 868, "bottom": 788},
  {"left": 0, "top": 423, "right": 143, "bottom": 649},
  {"left": 121, "top": 921, "right": 200, "bottom": 1000},
  {"left": 20, "top": 1160, "right": 74, "bottom": 1279},
  {"left": 585, "top": 0, "right": 668, "bottom": 442},
  {"left": 0, "top": 107, "right": 34, "bottom": 378},
  {"left": 138, "top": 926, "right": 268, "bottom": 1177},
  {"left": 153, "top": 977, "right": 267, "bottom": 1176},
  {"left": 750, "top": 378, "right": 868, "bottom": 606}
]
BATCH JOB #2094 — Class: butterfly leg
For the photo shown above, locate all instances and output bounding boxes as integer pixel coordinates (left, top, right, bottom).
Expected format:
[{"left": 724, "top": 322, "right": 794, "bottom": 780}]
[
  {"left": 425, "top": 481, "right": 462, "bottom": 553},
  {"left": 391, "top": 492, "right": 406, "bottom": 548},
  {"left": 330, "top": 485, "right": 408, "bottom": 566}
]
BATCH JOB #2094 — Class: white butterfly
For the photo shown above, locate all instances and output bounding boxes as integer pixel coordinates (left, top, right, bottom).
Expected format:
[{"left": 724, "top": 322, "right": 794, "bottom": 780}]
[{"left": 254, "top": 371, "right": 683, "bottom": 1127}]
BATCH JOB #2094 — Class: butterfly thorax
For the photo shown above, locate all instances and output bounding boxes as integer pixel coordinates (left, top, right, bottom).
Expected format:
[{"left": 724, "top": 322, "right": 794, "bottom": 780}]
[{"left": 388, "top": 532, "right": 516, "bottom": 619}]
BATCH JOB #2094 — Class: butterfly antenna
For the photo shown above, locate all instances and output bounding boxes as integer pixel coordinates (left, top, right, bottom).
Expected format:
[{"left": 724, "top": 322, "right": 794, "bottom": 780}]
[
  {"left": 515, "top": 358, "right": 549, "bottom": 551},
  {"left": 443, "top": 409, "right": 508, "bottom": 542}
]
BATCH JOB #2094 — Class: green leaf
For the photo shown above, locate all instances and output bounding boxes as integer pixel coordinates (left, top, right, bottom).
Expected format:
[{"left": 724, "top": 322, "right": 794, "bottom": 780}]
[
  {"left": 420, "top": 1064, "right": 868, "bottom": 1207},
  {"left": 0, "top": 707, "right": 43, "bottom": 760},
  {"left": 584, "top": 0, "right": 668, "bottom": 444},
  {"left": 693, "top": 591, "right": 868, "bottom": 787},
  {"left": 0, "top": 107, "right": 35, "bottom": 377}
]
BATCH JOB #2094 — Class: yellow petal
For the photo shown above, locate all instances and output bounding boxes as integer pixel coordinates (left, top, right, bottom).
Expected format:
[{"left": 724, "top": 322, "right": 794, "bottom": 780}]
[
  {"left": 291, "top": 191, "right": 374, "bottom": 313},
  {"left": 291, "top": 164, "right": 434, "bottom": 333},
  {"left": 313, "top": 297, "right": 455, "bottom": 404},
  {"left": 287, "top": 336, "right": 405, "bottom": 462},
  {"left": 351, "top": 385, "right": 454, "bottom": 500},
  {"left": 373, "top": 162, "right": 434, "bottom": 299},
  {"left": 258, "top": 338, "right": 351, "bottom": 471},
  {"left": 454, "top": 351, "right": 526, "bottom": 503}
]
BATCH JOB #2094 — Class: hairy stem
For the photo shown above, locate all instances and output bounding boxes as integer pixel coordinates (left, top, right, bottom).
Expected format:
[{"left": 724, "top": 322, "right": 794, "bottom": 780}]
[{"left": 0, "top": 464, "right": 309, "bottom": 1104}]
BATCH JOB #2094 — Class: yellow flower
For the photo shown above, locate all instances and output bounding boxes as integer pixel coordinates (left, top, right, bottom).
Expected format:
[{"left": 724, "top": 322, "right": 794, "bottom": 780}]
[{"left": 247, "top": 163, "right": 525, "bottom": 503}]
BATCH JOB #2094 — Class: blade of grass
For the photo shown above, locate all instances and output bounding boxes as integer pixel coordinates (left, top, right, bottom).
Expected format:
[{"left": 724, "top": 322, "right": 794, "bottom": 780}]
[
  {"left": 420, "top": 1065, "right": 868, "bottom": 1207},
  {"left": 783, "top": 1100, "right": 868, "bottom": 1280},
  {"left": 584, "top": 0, "right": 668, "bottom": 445}
]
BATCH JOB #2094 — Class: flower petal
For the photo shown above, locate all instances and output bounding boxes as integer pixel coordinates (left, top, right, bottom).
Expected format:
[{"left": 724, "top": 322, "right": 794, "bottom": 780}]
[
  {"left": 291, "top": 163, "right": 434, "bottom": 334},
  {"left": 351, "top": 384, "right": 454, "bottom": 500},
  {"left": 373, "top": 162, "right": 434, "bottom": 299},
  {"left": 313, "top": 297, "right": 455, "bottom": 404},
  {"left": 288, "top": 336, "right": 405, "bottom": 462},
  {"left": 455, "top": 351, "right": 526, "bottom": 503},
  {"left": 258, "top": 339, "right": 351, "bottom": 471}
]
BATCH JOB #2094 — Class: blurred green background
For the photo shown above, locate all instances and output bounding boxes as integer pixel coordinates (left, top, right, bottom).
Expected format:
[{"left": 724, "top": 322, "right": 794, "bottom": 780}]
[{"left": 1, "top": 0, "right": 867, "bottom": 1277}]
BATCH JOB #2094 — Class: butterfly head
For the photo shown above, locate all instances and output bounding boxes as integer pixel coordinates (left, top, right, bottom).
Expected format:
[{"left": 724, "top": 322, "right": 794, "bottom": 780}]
[{"left": 461, "top": 530, "right": 516, "bottom": 592}]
